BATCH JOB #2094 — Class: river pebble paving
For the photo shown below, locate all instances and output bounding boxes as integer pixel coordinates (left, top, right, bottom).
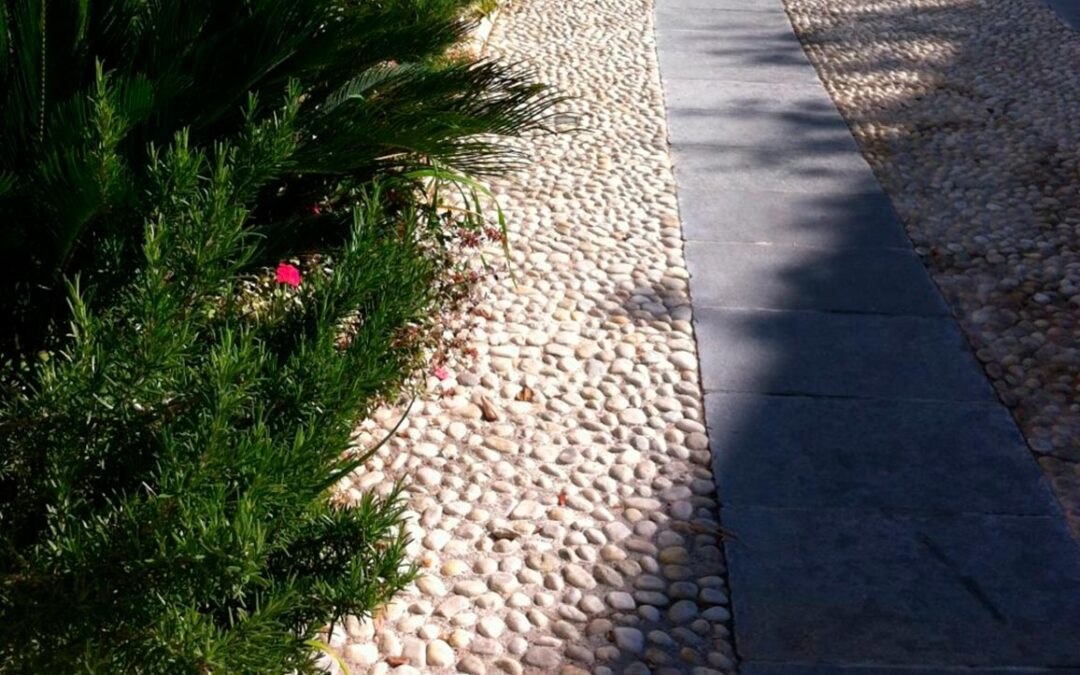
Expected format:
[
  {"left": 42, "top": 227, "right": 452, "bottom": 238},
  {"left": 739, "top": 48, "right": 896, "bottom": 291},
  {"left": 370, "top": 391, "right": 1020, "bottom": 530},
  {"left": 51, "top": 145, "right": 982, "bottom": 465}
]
[{"left": 331, "top": 0, "right": 738, "bottom": 671}]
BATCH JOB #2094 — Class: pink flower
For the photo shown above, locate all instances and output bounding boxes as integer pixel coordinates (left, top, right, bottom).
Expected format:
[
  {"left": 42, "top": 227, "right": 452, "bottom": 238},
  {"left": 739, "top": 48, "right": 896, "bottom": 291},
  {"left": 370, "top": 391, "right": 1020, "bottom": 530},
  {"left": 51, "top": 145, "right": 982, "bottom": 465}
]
[
  {"left": 433, "top": 366, "right": 449, "bottom": 381},
  {"left": 310, "top": 204, "right": 322, "bottom": 215},
  {"left": 276, "top": 263, "right": 301, "bottom": 287}
]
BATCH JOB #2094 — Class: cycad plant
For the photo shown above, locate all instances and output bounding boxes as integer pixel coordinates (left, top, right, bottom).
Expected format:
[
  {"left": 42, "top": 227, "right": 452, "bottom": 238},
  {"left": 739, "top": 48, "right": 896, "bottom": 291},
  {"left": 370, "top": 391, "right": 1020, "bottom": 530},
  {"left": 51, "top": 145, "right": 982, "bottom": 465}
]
[{"left": 0, "top": 0, "right": 553, "bottom": 359}]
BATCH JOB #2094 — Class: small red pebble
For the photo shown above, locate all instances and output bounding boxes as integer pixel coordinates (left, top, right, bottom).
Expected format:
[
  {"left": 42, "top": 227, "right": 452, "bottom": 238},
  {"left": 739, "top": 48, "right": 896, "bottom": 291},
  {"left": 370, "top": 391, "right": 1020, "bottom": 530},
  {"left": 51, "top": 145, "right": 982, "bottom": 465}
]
[
  {"left": 433, "top": 365, "right": 449, "bottom": 381},
  {"left": 558, "top": 491, "right": 567, "bottom": 506}
]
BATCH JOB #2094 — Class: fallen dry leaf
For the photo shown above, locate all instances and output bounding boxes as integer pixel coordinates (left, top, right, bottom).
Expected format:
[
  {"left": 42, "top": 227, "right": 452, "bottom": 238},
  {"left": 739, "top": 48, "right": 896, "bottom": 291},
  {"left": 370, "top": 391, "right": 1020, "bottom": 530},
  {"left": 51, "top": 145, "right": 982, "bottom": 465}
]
[
  {"left": 479, "top": 395, "right": 499, "bottom": 422},
  {"left": 671, "top": 520, "right": 741, "bottom": 542}
]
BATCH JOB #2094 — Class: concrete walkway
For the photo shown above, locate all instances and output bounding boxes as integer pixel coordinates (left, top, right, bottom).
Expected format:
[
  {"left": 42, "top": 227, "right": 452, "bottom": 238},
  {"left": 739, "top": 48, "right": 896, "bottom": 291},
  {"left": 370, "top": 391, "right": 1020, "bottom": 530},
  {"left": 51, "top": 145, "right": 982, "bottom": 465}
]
[{"left": 654, "top": 0, "right": 1080, "bottom": 672}]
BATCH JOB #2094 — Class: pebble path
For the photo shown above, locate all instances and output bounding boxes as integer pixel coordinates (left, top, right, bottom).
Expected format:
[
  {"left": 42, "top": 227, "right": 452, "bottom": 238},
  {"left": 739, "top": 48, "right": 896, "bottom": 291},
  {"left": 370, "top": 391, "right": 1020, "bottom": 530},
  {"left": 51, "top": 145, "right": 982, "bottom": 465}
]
[{"left": 332, "top": 0, "right": 737, "bottom": 671}]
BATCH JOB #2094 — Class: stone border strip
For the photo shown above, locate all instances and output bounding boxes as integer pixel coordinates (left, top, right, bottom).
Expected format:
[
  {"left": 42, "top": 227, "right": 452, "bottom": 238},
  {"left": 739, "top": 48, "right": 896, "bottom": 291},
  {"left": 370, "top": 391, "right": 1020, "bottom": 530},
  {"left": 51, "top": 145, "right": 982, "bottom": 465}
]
[{"left": 654, "top": 0, "right": 1080, "bottom": 670}]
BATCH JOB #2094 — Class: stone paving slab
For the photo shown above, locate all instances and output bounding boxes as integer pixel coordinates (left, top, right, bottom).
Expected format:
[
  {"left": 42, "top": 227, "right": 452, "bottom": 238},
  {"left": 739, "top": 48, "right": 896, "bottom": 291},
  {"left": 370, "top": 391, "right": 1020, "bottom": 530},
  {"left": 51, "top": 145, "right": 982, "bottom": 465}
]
[
  {"left": 658, "top": 4, "right": 795, "bottom": 29},
  {"left": 1044, "top": 0, "right": 1080, "bottom": 29},
  {"left": 656, "top": 0, "right": 1080, "bottom": 671},
  {"left": 677, "top": 189, "right": 910, "bottom": 249},
  {"left": 657, "top": 7, "right": 803, "bottom": 34},
  {"left": 742, "top": 665, "right": 1080, "bottom": 675},
  {"left": 706, "top": 393, "right": 1054, "bottom": 514},
  {"left": 693, "top": 307, "right": 995, "bottom": 400},
  {"left": 686, "top": 242, "right": 948, "bottom": 315},
  {"left": 665, "top": 103, "right": 858, "bottom": 153},
  {"left": 660, "top": 0, "right": 787, "bottom": 12},
  {"left": 670, "top": 142, "right": 882, "bottom": 194},
  {"left": 656, "top": 28, "right": 819, "bottom": 85},
  {"left": 662, "top": 77, "right": 840, "bottom": 112},
  {"left": 723, "top": 506, "right": 1080, "bottom": 667}
]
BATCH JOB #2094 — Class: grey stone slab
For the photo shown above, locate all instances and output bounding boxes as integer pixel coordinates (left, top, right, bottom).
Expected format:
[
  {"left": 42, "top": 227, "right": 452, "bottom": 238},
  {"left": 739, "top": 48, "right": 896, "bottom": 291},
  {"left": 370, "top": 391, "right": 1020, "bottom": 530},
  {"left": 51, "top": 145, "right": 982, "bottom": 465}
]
[
  {"left": 742, "top": 664, "right": 1080, "bottom": 675},
  {"left": 656, "top": 1, "right": 1080, "bottom": 672},
  {"left": 658, "top": 0, "right": 787, "bottom": 13},
  {"left": 657, "top": 2, "right": 787, "bottom": 30},
  {"left": 677, "top": 189, "right": 911, "bottom": 250},
  {"left": 706, "top": 393, "right": 1054, "bottom": 514},
  {"left": 693, "top": 307, "right": 994, "bottom": 401},
  {"left": 663, "top": 77, "right": 839, "bottom": 112},
  {"left": 657, "top": 6, "right": 797, "bottom": 36},
  {"left": 723, "top": 506, "right": 1080, "bottom": 666},
  {"left": 686, "top": 242, "right": 947, "bottom": 315},
  {"left": 670, "top": 142, "right": 880, "bottom": 194},
  {"left": 656, "top": 26, "right": 819, "bottom": 85},
  {"left": 1044, "top": 0, "right": 1080, "bottom": 30},
  {"left": 666, "top": 106, "right": 859, "bottom": 155},
  {"left": 664, "top": 86, "right": 856, "bottom": 154}
]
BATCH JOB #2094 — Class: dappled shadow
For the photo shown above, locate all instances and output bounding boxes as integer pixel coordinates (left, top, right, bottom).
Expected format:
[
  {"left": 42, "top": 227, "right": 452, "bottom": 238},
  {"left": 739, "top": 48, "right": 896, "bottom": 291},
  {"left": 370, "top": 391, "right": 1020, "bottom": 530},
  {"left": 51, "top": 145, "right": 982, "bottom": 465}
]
[{"left": 781, "top": 0, "right": 1080, "bottom": 524}]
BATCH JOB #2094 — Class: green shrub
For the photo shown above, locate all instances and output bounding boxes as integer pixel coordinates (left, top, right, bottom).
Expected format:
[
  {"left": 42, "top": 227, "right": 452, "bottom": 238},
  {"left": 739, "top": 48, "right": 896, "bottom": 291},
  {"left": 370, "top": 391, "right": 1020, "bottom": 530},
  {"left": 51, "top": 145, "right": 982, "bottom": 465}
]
[
  {"left": 0, "top": 94, "right": 469, "bottom": 671},
  {"left": 0, "top": 0, "right": 553, "bottom": 358},
  {"left": 0, "top": 2, "right": 556, "bottom": 670}
]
